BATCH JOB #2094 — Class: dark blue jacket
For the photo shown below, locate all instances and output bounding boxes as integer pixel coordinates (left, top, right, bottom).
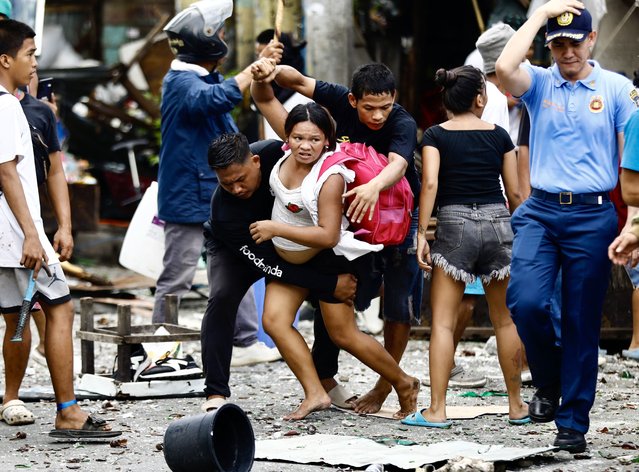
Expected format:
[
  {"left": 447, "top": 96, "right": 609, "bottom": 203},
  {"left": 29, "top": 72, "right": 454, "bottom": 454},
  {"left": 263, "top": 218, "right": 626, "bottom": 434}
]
[{"left": 157, "top": 66, "right": 241, "bottom": 223}]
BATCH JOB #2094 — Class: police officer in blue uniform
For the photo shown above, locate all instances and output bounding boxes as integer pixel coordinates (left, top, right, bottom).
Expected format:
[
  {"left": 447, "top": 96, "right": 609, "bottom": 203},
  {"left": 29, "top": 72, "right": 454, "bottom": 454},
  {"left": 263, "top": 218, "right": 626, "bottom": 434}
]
[{"left": 496, "top": 0, "right": 638, "bottom": 452}]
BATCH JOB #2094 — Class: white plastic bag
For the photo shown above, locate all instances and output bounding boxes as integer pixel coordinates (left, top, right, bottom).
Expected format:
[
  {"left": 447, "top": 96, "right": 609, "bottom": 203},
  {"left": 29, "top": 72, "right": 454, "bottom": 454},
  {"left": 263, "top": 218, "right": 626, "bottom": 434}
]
[{"left": 119, "top": 181, "right": 165, "bottom": 280}]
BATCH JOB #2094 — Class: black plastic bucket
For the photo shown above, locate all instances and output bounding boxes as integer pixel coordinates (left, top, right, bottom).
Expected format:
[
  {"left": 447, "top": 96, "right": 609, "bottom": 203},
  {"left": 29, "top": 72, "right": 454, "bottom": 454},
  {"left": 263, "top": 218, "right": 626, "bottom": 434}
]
[{"left": 163, "top": 403, "right": 255, "bottom": 472}]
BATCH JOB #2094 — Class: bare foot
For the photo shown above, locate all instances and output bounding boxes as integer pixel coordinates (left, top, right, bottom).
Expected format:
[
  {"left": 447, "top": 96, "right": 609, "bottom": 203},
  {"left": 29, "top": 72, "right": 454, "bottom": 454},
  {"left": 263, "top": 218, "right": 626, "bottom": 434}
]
[
  {"left": 55, "top": 405, "right": 112, "bottom": 432},
  {"left": 353, "top": 384, "right": 391, "bottom": 415},
  {"left": 418, "top": 406, "right": 448, "bottom": 424},
  {"left": 508, "top": 400, "right": 529, "bottom": 421},
  {"left": 283, "top": 395, "right": 331, "bottom": 421},
  {"left": 393, "top": 376, "right": 420, "bottom": 419}
]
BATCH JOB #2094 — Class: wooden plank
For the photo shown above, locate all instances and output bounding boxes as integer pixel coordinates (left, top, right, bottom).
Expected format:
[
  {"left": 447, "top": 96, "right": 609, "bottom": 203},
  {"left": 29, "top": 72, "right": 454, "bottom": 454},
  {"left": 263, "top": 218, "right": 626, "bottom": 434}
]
[
  {"left": 76, "top": 331, "right": 123, "bottom": 343},
  {"left": 115, "top": 305, "right": 133, "bottom": 382},
  {"left": 68, "top": 274, "right": 156, "bottom": 292},
  {"left": 76, "top": 330, "right": 200, "bottom": 344},
  {"left": 94, "top": 324, "right": 199, "bottom": 335},
  {"left": 92, "top": 297, "right": 154, "bottom": 310},
  {"left": 80, "top": 297, "right": 95, "bottom": 374}
]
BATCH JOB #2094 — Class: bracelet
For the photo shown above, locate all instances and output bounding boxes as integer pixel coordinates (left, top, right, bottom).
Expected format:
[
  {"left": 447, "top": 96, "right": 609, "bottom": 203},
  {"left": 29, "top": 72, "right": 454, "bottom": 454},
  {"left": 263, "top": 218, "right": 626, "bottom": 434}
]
[{"left": 56, "top": 398, "right": 78, "bottom": 411}]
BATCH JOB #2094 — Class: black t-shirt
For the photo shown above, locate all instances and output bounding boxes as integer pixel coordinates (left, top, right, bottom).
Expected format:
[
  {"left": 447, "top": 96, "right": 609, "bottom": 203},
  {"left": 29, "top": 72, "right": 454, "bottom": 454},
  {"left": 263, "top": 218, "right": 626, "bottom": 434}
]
[
  {"left": 20, "top": 94, "right": 60, "bottom": 152},
  {"left": 204, "top": 139, "right": 337, "bottom": 296},
  {"left": 313, "top": 80, "right": 420, "bottom": 200},
  {"left": 421, "top": 125, "right": 514, "bottom": 206},
  {"left": 517, "top": 106, "right": 530, "bottom": 147}
]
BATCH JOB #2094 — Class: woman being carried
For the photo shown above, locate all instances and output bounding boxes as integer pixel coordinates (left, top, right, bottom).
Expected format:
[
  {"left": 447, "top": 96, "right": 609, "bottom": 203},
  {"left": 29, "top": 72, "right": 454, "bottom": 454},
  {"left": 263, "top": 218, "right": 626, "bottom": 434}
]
[
  {"left": 249, "top": 59, "right": 419, "bottom": 421},
  {"left": 403, "top": 66, "right": 527, "bottom": 428}
]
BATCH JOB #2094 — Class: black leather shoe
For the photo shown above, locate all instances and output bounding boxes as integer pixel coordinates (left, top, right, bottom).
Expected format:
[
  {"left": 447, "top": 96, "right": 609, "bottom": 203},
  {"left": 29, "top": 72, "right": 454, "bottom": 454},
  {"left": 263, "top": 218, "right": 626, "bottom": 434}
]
[
  {"left": 553, "top": 427, "right": 587, "bottom": 453},
  {"left": 529, "top": 387, "right": 559, "bottom": 423}
]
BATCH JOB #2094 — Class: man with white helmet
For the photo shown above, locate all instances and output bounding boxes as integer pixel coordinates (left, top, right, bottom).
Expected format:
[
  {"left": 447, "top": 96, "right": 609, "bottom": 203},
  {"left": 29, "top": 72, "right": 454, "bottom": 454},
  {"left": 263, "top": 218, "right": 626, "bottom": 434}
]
[{"left": 153, "top": 1, "right": 281, "bottom": 362}]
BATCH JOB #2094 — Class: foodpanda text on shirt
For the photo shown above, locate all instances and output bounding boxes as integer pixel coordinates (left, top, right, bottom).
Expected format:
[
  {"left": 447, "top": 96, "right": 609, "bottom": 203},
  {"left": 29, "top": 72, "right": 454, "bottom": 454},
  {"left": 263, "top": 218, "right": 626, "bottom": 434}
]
[{"left": 239, "top": 245, "right": 283, "bottom": 277}]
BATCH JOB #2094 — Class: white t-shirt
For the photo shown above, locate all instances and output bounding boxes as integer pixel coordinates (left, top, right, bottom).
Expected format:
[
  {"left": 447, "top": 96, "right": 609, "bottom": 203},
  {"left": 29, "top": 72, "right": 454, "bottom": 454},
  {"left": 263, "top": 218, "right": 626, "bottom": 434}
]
[
  {"left": 482, "top": 81, "right": 509, "bottom": 130},
  {"left": 0, "top": 86, "right": 57, "bottom": 268}
]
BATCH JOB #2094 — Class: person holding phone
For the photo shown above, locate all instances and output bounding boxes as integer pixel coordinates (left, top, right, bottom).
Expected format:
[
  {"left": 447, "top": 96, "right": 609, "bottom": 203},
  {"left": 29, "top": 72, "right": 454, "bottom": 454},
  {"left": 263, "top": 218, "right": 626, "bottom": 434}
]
[{"left": 36, "top": 76, "right": 52, "bottom": 100}]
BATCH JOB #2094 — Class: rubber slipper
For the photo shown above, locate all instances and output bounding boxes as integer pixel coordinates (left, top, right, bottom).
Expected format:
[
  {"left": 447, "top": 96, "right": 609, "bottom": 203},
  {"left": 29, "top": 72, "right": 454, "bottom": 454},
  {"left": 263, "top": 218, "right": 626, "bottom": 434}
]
[
  {"left": 508, "top": 416, "right": 532, "bottom": 425},
  {"left": 327, "top": 384, "right": 358, "bottom": 410},
  {"left": 49, "top": 414, "right": 121, "bottom": 439},
  {"left": 201, "top": 397, "right": 227, "bottom": 413},
  {"left": 621, "top": 348, "right": 639, "bottom": 360},
  {"left": 0, "top": 399, "right": 35, "bottom": 426},
  {"left": 401, "top": 410, "right": 452, "bottom": 429}
]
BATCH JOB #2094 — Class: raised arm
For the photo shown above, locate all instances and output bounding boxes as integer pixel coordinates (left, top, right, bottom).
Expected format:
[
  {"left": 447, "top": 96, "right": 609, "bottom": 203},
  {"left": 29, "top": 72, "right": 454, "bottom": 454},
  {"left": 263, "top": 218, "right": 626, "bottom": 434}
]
[
  {"left": 273, "top": 64, "right": 317, "bottom": 99},
  {"left": 250, "top": 58, "right": 289, "bottom": 140},
  {"left": 496, "top": 0, "right": 585, "bottom": 97}
]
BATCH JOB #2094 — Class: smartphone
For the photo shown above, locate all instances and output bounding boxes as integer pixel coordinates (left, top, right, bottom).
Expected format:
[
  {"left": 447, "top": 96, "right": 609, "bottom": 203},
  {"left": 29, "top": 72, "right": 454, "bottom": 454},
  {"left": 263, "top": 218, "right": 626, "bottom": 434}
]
[{"left": 37, "top": 77, "right": 54, "bottom": 100}]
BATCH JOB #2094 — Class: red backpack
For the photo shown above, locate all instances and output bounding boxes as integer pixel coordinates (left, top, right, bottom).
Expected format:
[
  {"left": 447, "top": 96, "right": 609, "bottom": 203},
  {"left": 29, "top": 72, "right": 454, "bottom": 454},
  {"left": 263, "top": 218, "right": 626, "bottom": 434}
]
[{"left": 318, "top": 142, "right": 413, "bottom": 246}]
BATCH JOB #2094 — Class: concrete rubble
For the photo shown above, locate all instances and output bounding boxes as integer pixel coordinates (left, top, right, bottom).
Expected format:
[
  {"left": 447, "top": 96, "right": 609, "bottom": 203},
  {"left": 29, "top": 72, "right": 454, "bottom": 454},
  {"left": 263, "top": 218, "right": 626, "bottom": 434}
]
[{"left": 0, "top": 266, "right": 637, "bottom": 471}]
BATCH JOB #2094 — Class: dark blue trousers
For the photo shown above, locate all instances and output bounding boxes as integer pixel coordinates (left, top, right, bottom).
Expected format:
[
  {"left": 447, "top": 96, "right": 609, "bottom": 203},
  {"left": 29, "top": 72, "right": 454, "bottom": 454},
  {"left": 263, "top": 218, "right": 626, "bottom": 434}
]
[{"left": 506, "top": 196, "right": 617, "bottom": 433}]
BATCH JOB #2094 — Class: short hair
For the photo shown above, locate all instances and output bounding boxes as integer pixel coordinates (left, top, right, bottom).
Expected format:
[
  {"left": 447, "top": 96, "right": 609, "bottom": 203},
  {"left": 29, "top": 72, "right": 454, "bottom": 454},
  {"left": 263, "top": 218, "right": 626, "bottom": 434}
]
[
  {"left": 434, "top": 66, "right": 485, "bottom": 115},
  {"left": 208, "top": 133, "right": 252, "bottom": 169},
  {"left": 284, "top": 102, "right": 337, "bottom": 152},
  {"left": 0, "top": 20, "right": 35, "bottom": 57},
  {"left": 350, "top": 63, "right": 396, "bottom": 100}
]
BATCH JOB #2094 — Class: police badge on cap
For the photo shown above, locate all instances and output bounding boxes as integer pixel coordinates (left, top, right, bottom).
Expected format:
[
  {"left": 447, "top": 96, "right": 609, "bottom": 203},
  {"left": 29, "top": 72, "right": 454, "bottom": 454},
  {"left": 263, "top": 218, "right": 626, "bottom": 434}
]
[{"left": 545, "top": 8, "right": 592, "bottom": 45}]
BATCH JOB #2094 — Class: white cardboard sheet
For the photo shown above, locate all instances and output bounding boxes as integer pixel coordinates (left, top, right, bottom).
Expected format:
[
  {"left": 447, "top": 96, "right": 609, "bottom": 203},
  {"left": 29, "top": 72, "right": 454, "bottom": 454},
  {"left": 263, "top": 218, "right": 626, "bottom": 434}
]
[{"left": 255, "top": 434, "right": 555, "bottom": 469}]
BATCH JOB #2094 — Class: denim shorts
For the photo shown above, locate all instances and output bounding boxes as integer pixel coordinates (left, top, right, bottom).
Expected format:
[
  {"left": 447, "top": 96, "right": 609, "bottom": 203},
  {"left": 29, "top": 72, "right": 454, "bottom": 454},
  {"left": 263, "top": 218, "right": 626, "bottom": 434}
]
[
  {"left": 431, "top": 203, "right": 513, "bottom": 284},
  {"left": 355, "top": 212, "right": 423, "bottom": 325},
  {"left": 625, "top": 264, "right": 639, "bottom": 289}
]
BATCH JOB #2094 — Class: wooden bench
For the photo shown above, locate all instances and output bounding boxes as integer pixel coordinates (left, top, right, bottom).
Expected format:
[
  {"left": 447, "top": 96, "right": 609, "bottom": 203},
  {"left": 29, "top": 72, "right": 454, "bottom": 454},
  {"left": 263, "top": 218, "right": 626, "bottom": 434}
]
[{"left": 76, "top": 295, "right": 201, "bottom": 382}]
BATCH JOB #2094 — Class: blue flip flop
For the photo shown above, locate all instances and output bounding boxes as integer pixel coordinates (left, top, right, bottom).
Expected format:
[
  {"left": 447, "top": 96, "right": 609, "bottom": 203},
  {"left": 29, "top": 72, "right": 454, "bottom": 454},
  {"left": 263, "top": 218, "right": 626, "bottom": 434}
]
[
  {"left": 508, "top": 416, "right": 532, "bottom": 425},
  {"left": 401, "top": 410, "right": 452, "bottom": 429},
  {"left": 621, "top": 348, "right": 639, "bottom": 360}
]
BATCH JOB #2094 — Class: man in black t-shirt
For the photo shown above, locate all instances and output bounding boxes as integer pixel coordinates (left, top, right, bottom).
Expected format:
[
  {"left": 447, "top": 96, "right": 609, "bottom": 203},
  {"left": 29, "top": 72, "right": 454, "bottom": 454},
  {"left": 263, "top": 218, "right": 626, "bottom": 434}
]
[
  {"left": 200, "top": 134, "right": 357, "bottom": 412},
  {"left": 266, "top": 62, "right": 422, "bottom": 414}
]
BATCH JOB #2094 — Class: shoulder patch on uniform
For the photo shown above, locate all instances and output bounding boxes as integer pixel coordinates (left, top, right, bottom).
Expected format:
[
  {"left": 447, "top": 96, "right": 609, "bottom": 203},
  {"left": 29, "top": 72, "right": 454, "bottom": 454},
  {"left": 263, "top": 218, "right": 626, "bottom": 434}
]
[
  {"left": 589, "top": 95, "right": 604, "bottom": 113},
  {"left": 630, "top": 89, "right": 639, "bottom": 107},
  {"left": 337, "top": 136, "right": 351, "bottom": 143}
]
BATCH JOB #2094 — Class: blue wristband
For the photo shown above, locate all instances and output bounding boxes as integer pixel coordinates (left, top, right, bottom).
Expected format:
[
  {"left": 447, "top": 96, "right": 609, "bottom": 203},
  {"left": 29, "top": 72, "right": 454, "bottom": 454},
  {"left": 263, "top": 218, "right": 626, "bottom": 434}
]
[{"left": 56, "top": 398, "right": 77, "bottom": 411}]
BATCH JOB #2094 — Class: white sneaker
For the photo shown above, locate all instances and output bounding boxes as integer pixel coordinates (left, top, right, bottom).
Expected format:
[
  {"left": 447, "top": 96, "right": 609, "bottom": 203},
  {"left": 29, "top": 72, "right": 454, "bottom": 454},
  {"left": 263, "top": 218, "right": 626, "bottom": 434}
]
[
  {"left": 422, "top": 365, "right": 487, "bottom": 388},
  {"left": 231, "top": 341, "right": 282, "bottom": 367},
  {"left": 356, "top": 297, "right": 383, "bottom": 335}
]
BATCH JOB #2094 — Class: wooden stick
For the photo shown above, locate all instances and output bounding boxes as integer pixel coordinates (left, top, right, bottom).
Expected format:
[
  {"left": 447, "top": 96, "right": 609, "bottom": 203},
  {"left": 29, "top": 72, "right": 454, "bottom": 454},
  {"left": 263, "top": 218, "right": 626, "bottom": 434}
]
[
  {"left": 470, "top": 0, "right": 485, "bottom": 34},
  {"left": 274, "top": 0, "right": 284, "bottom": 41}
]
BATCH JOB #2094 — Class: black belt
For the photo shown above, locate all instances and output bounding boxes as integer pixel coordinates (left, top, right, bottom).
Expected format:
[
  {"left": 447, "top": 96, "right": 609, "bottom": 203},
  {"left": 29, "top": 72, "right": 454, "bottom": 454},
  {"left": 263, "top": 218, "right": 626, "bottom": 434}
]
[{"left": 531, "top": 188, "right": 609, "bottom": 205}]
